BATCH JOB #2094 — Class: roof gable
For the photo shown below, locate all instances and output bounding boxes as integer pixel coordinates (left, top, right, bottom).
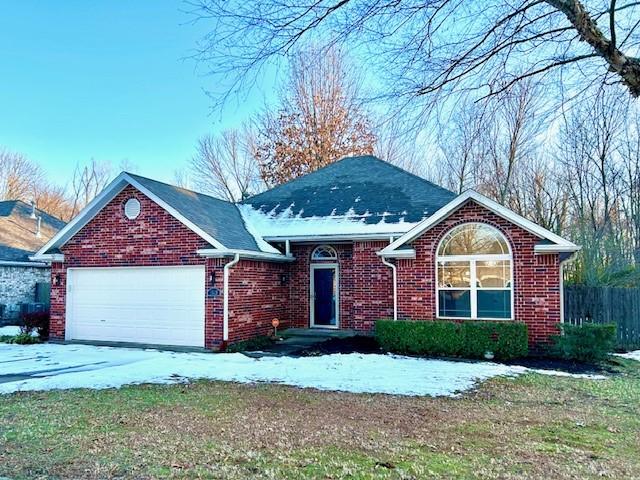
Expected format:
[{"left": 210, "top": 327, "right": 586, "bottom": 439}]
[
  {"left": 35, "top": 173, "right": 268, "bottom": 258},
  {"left": 379, "top": 190, "right": 580, "bottom": 256},
  {"left": 243, "top": 156, "right": 456, "bottom": 224},
  {"left": 127, "top": 174, "right": 260, "bottom": 252}
]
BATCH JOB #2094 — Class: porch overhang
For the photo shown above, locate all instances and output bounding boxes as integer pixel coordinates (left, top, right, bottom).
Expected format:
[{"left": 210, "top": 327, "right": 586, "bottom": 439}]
[{"left": 196, "top": 249, "right": 295, "bottom": 262}]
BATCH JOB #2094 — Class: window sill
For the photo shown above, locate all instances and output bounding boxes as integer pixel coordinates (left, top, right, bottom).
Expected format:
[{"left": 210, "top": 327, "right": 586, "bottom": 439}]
[{"left": 436, "top": 317, "right": 515, "bottom": 322}]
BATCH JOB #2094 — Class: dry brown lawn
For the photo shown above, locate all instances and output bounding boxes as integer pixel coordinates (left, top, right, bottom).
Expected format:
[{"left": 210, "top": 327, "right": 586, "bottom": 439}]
[{"left": 1, "top": 358, "right": 639, "bottom": 479}]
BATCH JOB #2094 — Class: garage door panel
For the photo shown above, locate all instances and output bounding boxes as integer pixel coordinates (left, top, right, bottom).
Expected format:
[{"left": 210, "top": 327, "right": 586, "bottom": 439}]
[{"left": 67, "top": 266, "right": 205, "bottom": 347}]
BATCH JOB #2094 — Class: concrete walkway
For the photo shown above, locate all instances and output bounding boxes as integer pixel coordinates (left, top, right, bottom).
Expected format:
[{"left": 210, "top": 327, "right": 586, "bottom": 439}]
[{"left": 245, "top": 328, "right": 359, "bottom": 357}]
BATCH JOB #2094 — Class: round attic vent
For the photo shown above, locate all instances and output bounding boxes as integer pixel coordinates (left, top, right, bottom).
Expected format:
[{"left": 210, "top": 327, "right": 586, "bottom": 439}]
[{"left": 124, "top": 198, "right": 141, "bottom": 220}]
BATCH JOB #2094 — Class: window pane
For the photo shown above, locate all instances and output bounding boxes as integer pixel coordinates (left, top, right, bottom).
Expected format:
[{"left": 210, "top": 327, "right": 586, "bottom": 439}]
[
  {"left": 312, "top": 245, "right": 337, "bottom": 260},
  {"left": 477, "top": 290, "right": 511, "bottom": 318},
  {"left": 439, "top": 224, "right": 509, "bottom": 256},
  {"left": 438, "top": 290, "right": 471, "bottom": 318},
  {"left": 438, "top": 261, "right": 471, "bottom": 288},
  {"left": 476, "top": 260, "right": 511, "bottom": 288}
]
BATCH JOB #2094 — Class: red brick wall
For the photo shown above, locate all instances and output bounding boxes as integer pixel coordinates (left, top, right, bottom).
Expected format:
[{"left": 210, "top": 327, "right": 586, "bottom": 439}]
[
  {"left": 50, "top": 185, "right": 226, "bottom": 349},
  {"left": 351, "top": 241, "right": 394, "bottom": 330},
  {"left": 286, "top": 242, "right": 392, "bottom": 330},
  {"left": 227, "top": 259, "right": 288, "bottom": 343},
  {"left": 395, "top": 200, "right": 561, "bottom": 346},
  {"left": 49, "top": 185, "right": 561, "bottom": 349}
]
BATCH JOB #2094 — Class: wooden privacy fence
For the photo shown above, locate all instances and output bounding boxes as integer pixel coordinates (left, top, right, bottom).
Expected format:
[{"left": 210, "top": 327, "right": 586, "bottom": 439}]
[{"left": 564, "top": 286, "right": 640, "bottom": 349}]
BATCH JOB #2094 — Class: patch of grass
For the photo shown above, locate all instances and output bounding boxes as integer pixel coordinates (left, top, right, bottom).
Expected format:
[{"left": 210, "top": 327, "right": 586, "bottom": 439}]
[
  {"left": 1, "top": 360, "right": 639, "bottom": 479},
  {"left": 6, "top": 332, "right": 41, "bottom": 344}
]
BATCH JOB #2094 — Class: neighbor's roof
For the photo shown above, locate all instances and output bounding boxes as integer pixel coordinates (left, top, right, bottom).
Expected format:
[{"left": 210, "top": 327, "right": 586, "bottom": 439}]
[
  {"left": 240, "top": 156, "right": 457, "bottom": 238},
  {"left": 0, "top": 200, "right": 66, "bottom": 263}
]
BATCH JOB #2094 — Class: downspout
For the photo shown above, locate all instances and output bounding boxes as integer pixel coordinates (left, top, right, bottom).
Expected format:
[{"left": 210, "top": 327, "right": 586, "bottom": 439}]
[
  {"left": 381, "top": 236, "right": 398, "bottom": 321},
  {"left": 223, "top": 253, "right": 240, "bottom": 343},
  {"left": 381, "top": 256, "right": 398, "bottom": 321},
  {"left": 559, "top": 256, "right": 572, "bottom": 324}
]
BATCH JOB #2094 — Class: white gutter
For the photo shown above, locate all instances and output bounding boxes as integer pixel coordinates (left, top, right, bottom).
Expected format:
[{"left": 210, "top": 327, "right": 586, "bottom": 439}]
[
  {"left": 29, "top": 253, "right": 64, "bottom": 262},
  {"left": 197, "top": 249, "right": 295, "bottom": 262},
  {"left": 534, "top": 244, "right": 582, "bottom": 254},
  {"left": 0, "top": 260, "right": 48, "bottom": 267},
  {"left": 223, "top": 253, "right": 240, "bottom": 342}
]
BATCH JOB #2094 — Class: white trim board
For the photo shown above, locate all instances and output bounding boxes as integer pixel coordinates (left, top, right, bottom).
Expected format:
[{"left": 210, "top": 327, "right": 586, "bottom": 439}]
[
  {"left": 380, "top": 190, "right": 580, "bottom": 256},
  {"left": 32, "top": 172, "right": 227, "bottom": 261}
]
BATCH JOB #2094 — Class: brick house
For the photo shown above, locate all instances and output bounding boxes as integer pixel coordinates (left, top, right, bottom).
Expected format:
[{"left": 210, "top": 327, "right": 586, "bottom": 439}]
[
  {"left": 0, "top": 201, "right": 66, "bottom": 321},
  {"left": 33, "top": 156, "right": 579, "bottom": 349}
]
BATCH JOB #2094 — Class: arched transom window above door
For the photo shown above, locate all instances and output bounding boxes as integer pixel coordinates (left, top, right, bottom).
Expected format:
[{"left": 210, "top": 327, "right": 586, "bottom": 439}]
[
  {"left": 311, "top": 245, "right": 337, "bottom": 260},
  {"left": 436, "top": 223, "right": 513, "bottom": 320}
]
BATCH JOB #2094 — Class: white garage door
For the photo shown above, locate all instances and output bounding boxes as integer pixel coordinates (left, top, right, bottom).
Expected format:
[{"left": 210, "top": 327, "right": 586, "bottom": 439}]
[{"left": 66, "top": 266, "right": 205, "bottom": 347}]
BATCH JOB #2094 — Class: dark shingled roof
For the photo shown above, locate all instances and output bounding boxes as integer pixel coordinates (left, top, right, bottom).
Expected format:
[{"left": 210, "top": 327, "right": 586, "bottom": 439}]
[
  {"left": 243, "top": 155, "right": 456, "bottom": 224},
  {"left": 127, "top": 173, "right": 260, "bottom": 251},
  {"left": 0, "top": 200, "right": 66, "bottom": 262}
]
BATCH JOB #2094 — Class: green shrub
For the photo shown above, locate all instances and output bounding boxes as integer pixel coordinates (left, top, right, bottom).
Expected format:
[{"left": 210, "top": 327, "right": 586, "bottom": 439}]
[
  {"left": 226, "top": 335, "right": 274, "bottom": 353},
  {"left": 375, "top": 319, "right": 528, "bottom": 361},
  {"left": 551, "top": 323, "right": 616, "bottom": 363},
  {"left": 8, "top": 332, "right": 41, "bottom": 345}
]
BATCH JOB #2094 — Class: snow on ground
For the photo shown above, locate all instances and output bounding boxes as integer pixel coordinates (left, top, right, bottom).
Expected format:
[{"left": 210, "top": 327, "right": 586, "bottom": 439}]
[
  {"left": 0, "top": 326, "right": 21, "bottom": 336},
  {"left": 0, "top": 344, "right": 606, "bottom": 397},
  {"left": 615, "top": 350, "right": 640, "bottom": 362},
  {"left": 527, "top": 368, "right": 607, "bottom": 380}
]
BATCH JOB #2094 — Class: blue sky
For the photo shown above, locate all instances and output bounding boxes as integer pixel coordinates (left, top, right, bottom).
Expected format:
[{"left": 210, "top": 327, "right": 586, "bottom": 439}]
[{"left": 0, "top": 1, "right": 272, "bottom": 187}]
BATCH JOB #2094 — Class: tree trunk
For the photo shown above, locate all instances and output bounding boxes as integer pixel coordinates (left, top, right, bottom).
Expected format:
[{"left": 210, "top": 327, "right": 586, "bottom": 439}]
[{"left": 546, "top": 0, "right": 640, "bottom": 96}]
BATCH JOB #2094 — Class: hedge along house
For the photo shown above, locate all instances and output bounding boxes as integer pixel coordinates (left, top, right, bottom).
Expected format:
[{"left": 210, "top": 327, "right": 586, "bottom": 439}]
[
  {"left": 0, "top": 200, "right": 66, "bottom": 321},
  {"left": 33, "top": 156, "right": 580, "bottom": 350}
]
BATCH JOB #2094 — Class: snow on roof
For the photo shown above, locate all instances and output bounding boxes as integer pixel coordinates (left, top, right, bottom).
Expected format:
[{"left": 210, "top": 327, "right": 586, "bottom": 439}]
[{"left": 237, "top": 203, "right": 419, "bottom": 239}]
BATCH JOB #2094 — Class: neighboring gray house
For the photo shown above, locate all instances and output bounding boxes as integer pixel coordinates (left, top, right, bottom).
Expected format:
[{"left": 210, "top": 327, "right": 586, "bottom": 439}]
[{"left": 0, "top": 200, "right": 65, "bottom": 321}]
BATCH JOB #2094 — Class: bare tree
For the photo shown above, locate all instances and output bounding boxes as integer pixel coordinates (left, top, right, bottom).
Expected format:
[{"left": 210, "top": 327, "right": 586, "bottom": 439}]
[
  {"left": 190, "top": 0, "right": 640, "bottom": 119},
  {"left": 434, "top": 101, "right": 491, "bottom": 194},
  {"left": 480, "top": 82, "right": 546, "bottom": 206},
  {"left": 255, "top": 47, "right": 377, "bottom": 186},
  {"left": 374, "top": 121, "right": 430, "bottom": 177},
  {"left": 0, "top": 148, "right": 45, "bottom": 201},
  {"left": 558, "top": 90, "right": 629, "bottom": 284},
  {"left": 512, "top": 157, "right": 570, "bottom": 233},
  {"left": 33, "top": 184, "right": 74, "bottom": 221},
  {"left": 189, "top": 128, "right": 263, "bottom": 201},
  {"left": 70, "top": 159, "right": 112, "bottom": 217},
  {"left": 618, "top": 107, "right": 640, "bottom": 264},
  {"left": 173, "top": 168, "right": 192, "bottom": 190}
]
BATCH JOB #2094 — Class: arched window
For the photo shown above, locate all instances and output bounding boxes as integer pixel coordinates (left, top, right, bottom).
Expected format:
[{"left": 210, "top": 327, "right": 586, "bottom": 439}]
[
  {"left": 436, "top": 223, "right": 512, "bottom": 319},
  {"left": 311, "top": 245, "right": 338, "bottom": 260}
]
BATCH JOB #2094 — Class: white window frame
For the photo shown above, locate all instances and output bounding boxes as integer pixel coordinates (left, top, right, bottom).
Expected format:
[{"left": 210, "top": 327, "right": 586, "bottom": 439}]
[
  {"left": 311, "top": 245, "right": 338, "bottom": 260},
  {"left": 435, "top": 223, "right": 514, "bottom": 321}
]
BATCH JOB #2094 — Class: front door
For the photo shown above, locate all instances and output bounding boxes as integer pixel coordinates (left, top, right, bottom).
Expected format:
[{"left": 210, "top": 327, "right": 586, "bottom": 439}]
[{"left": 310, "top": 264, "right": 339, "bottom": 328}]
